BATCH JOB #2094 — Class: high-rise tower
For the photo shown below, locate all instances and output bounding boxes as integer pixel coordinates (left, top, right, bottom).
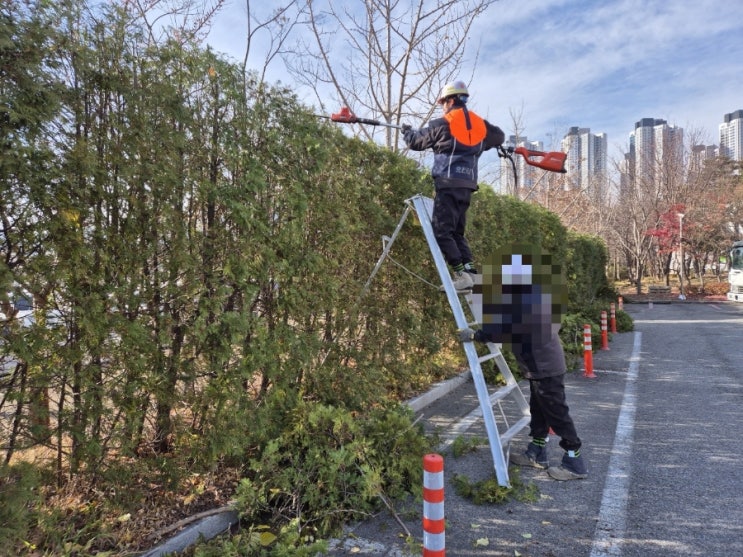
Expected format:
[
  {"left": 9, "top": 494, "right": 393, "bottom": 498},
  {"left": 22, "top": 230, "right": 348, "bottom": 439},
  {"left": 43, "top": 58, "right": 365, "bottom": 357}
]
[
  {"left": 627, "top": 118, "right": 684, "bottom": 185},
  {"left": 719, "top": 110, "right": 743, "bottom": 161},
  {"left": 561, "top": 127, "right": 608, "bottom": 193}
]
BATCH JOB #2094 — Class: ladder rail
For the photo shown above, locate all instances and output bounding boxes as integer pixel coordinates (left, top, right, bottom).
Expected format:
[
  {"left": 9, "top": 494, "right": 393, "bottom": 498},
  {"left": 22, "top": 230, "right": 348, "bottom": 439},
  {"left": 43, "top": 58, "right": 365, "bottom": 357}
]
[
  {"left": 485, "top": 342, "right": 531, "bottom": 416},
  {"left": 408, "top": 194, "right": 530, "bottom": 487},
  {"left": 362, "top": 194, "right": 531, "bottom": 487},
  {"left": 361, "top": 204, "right": 414, "bottom": 295}
]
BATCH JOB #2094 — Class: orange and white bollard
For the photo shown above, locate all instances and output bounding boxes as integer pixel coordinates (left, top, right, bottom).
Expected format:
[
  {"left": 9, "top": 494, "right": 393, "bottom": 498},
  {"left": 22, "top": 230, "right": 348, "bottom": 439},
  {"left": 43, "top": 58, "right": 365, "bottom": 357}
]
[
  {"left": 583, "top": 324, "right": 596, "bottom": 378},
  {"left": 600, "top": 311, "right": 609, "bottom": 350},
  {"left": 423, "top": 454, "right": 445, "bottom": 557},
  {"left": 610, "top": 302, "right": 617, "bottom": 333}
]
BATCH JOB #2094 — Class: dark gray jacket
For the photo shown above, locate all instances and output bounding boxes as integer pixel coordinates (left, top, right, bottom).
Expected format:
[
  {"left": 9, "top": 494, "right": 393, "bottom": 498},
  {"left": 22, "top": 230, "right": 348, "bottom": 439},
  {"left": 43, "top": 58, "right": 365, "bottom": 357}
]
[
  {"left": 512, "top": 332, "right": 567, "bottom": 380},
  {"left": 403, "top": 105, "right": 504, "bottom": 190},
  {"left": 474, "top": 327, "right": 566, "bottom": 380}
]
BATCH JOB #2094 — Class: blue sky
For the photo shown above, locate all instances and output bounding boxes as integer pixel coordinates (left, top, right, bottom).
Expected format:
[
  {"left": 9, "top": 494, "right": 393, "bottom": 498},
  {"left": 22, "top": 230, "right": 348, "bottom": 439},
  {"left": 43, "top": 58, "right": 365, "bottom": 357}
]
[{"left": 206, "top": 0, "right": 743, "bottom": 163}]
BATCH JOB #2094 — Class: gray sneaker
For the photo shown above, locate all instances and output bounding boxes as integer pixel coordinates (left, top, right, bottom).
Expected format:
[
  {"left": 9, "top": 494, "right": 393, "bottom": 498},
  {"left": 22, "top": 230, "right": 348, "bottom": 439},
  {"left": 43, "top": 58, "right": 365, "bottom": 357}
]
[
  {"left": 510, "top": 442, "right": 549, "bottom": 469},
  {"left": 440, "top": 270, "right": 473, "bottom": 291},
  {"left": 547, "top": 452, "right": 588, "bottom": 481}
]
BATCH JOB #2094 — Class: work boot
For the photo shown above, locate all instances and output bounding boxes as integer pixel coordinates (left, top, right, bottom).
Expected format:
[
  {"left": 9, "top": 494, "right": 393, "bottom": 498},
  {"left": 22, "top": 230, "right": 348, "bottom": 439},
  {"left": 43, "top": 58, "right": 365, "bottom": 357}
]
[
  {"left": 439, "top": 270, "right": 474, "bottom": 292},
  {"left": 547, "top": 451, "right": 588, "bottom": 481},
  {"left": 510, "top": 442, "right": 549, "bottom": 469}
]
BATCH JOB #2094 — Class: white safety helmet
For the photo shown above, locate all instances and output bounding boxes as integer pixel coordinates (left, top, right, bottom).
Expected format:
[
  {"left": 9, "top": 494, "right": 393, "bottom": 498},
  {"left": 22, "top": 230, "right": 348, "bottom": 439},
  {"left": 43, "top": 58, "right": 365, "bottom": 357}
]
[{"left": 437, "top": 80, "right": 469, "bottom": 103}]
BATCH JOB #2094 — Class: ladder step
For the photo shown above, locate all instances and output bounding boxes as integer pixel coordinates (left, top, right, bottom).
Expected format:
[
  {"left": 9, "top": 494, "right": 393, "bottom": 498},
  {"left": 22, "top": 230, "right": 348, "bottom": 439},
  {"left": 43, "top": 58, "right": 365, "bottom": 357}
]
[
  {"left": 499, "top": 416, "right": 531, "bottom": 449},
  {"left": 488, "top": 382, "right": 519, "bottom": 403},
  {"left": 478, "top": 352, "right": 499, "bottom": 364}
]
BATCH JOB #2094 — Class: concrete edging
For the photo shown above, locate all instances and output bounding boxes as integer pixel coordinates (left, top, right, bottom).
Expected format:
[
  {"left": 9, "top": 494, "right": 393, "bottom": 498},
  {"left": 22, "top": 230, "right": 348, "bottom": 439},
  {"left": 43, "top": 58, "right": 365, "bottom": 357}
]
[
  {"left": 405, "top": 370, "right": 471, "bottom": 413},
  {"left": 139, "top": 509, "right": 239, "bottom": 557}
]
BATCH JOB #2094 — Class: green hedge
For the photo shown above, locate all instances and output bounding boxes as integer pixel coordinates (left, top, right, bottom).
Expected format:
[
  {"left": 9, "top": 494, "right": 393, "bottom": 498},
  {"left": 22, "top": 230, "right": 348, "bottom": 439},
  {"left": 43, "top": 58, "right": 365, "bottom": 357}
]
[
  {"left": 565, "top": 230, "right": 613, "bottom": 310},
  {"left": 469, "top": 188, "right": 568, "bottom": 264}
]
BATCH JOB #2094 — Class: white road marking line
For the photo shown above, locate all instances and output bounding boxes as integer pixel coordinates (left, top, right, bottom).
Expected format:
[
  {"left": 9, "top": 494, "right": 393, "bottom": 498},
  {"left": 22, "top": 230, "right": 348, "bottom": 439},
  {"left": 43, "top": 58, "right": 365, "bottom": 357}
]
[
  {"left": 590, "top": 331, "right": 642, "bottom": 557},
  {"left": 633, "top": 318, "right": 743, "bottom": 324}
]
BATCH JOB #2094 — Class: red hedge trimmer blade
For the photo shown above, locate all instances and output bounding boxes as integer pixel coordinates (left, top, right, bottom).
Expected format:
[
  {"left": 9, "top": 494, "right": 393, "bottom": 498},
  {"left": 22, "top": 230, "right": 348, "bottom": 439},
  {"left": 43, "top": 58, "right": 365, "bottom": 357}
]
[
  {"left": 330, "top": 106, "right": 359, "bottom": 123},
  {"left": 514, "top": 146, "right": 567, "bottom": 173},
  {"left": 327, "top": 106, "right": 403, "bottom": 129}
]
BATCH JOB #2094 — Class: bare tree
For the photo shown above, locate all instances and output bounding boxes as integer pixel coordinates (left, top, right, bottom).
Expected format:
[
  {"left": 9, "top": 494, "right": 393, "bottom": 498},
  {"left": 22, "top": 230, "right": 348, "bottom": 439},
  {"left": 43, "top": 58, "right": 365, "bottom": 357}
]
[
  {"left": 242, "top": 1, "right": 304, "bottom": 83},
  {"left": 681, "top": 155, "right": 743, "bottom": 290},
  {"left": 118, "top": 0, "right": 301, "bottom": 86},
  {"left": 608, "top": 151, "right": 662, "bottom": 294},
  {"left": 554, "top": 173, "right": 612, "bottom": 238},
  {"left": 605, "top": 123, "right": 743, "bottom": 294},
  {"left": 284, "top": 0, "right": 497, "bottom": 150},
  {"left": 121, "top": 0, "right": 225, "bottom": 45},
  {"left": 495, "top": 104, "right": 527, "bottom": 196}
]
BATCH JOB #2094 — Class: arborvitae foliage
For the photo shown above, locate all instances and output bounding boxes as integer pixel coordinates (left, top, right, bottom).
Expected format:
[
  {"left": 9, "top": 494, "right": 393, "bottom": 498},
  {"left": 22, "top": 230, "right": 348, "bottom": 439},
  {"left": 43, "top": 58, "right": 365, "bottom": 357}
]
[
  {"left": 234, "top": 402, "right": 429, "bottom": 540},
  {"left": 565, "top": 230, "right": 612, "bottom": 310},
  {"left": 468, "top": 188, "right": 569, "bottom": 265}
]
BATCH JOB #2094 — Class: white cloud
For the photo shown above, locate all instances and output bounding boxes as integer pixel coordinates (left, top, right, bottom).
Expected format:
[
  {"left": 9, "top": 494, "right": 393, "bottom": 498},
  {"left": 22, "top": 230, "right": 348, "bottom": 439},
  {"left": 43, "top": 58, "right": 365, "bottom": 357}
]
[
  {"left": 206, "top": 0, "right": 743, "bottom": 163},
  {"left": 467, "top": 0, "right": 743, "bottom": 160}
]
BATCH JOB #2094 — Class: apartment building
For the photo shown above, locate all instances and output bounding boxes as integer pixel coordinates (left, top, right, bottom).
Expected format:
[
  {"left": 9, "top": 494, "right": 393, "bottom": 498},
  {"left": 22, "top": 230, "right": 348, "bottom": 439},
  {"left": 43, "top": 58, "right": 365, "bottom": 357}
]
[
  {"left": 561, "top": 126, "right": 608, "bottom": 193},
  {"left": 719, "top": 109, "right": 743, "bottom": 160}
]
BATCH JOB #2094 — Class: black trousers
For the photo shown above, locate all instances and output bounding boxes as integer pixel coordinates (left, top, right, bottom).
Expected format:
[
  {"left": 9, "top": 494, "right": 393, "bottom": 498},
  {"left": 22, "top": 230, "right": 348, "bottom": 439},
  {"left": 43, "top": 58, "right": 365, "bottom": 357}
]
[
  {"left": 432, "top": 187, "right": 473, "bottom": 268},
  {"left": 527, "top": 374, "right": 582, "bottom": 452}
]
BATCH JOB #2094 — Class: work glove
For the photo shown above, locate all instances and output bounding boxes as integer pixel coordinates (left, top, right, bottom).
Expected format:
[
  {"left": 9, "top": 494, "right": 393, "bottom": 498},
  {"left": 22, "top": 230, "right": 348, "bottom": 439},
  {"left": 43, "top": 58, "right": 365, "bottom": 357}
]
[
  {"left": 401, "top": 123, "right": 412, "bottom": 134},
  {"left": 457, "top": 327, "right": 476, "bottom": 343}
]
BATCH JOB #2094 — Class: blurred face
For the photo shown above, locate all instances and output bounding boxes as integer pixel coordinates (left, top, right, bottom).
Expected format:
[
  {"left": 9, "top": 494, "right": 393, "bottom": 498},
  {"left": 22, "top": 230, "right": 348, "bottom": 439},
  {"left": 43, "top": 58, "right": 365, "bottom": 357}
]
[
  {"left": 470, "top": 245, "right": 568, "bottom": 349},
  {"left": 439, "top": 98, "right": 453, "bottom": 111}
]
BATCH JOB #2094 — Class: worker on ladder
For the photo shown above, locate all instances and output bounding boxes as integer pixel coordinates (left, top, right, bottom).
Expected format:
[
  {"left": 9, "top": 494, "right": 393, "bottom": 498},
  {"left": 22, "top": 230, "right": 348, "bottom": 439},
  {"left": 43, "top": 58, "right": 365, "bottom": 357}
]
[{"left": 402, "top": 80, "right": 505, "bottom": 291}]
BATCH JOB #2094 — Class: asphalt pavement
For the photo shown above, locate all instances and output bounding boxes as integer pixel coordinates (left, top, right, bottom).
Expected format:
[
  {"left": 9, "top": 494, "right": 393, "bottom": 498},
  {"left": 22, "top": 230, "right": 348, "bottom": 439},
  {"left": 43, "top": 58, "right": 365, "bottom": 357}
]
[{"left": 325, "top": 300, "right": 743, "bottom": 557}]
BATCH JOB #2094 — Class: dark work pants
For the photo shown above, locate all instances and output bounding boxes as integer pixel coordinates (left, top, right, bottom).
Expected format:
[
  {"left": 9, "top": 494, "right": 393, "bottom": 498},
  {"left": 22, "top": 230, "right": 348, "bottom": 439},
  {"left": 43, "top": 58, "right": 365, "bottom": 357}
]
[
  {"left": 527, "top": 374, "right": 582, "bottom": 452},
  {"left": 432, "top": 188, "right": 473, "bottom": 268}
]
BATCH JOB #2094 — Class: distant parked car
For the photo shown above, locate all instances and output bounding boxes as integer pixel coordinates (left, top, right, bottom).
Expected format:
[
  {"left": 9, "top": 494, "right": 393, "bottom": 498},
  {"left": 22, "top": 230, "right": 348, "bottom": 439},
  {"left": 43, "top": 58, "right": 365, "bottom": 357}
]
[
  {"left": 1, "top": 292, "right": 35, "bottom": 378},
  {"left": 1, "top": 291, "right": 35, "bottom": 330}
]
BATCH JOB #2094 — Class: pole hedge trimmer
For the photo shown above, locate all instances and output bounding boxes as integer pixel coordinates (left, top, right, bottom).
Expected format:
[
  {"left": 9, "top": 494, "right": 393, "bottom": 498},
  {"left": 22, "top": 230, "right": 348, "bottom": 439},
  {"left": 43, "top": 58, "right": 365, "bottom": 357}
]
[
  {"left": 320, "top": 105, "right": 567, "bottom": 178},
  {"left": 317, "top": 105, "right": 404, "bottom": 130},
  {"left": 513, "top": 146, "right": 567, "bottom": 174}
]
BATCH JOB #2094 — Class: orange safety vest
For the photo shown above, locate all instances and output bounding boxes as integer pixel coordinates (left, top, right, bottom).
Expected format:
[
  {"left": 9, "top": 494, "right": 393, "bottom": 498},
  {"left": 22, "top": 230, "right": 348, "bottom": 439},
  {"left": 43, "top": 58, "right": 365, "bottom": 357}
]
[{"left": 443, "top": 107, "right": 487, "bottom": 147}]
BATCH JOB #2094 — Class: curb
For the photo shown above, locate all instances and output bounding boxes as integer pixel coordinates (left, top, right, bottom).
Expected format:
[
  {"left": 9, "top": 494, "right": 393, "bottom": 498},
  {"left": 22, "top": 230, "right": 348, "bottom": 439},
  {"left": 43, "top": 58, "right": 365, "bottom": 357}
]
[
  {"left": 405, "top": 369, "right": 471, "bottom": 413},
  {"left": 139, "top": 509, "right": 239, "bottom": 557}
]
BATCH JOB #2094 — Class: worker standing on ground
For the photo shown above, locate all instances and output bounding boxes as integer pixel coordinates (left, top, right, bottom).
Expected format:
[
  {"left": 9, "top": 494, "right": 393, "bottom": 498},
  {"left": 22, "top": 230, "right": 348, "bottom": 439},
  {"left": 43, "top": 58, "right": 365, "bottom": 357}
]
[
  {"left": 402, "top": 81, "right": 505, "bottom": 291},
  {"left": 458, "top": 246, "right": 588, "bottom": 481}
]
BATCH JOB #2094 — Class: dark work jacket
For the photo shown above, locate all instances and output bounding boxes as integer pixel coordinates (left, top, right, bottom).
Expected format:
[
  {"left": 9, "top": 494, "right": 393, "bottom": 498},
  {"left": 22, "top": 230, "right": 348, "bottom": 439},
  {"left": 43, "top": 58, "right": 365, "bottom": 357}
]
[
  {"left": 512, "top": 332, "right": 567, "bottom": 380},
  {"left": 475, "top": 328, "right": 567, "bottom": 380},
  {"left": 472, "top": 282, "right": 565, "bottom": 380},
  {"left": 403, "top": 105, "right": 505, "bottom": 191}
]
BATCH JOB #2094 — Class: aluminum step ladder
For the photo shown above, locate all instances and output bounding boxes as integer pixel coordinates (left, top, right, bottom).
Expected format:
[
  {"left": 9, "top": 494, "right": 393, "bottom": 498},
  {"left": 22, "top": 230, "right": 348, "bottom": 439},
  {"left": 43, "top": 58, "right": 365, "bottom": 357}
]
[{"left": 364, "top": 193, "right": 531, "bottom": 487}]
